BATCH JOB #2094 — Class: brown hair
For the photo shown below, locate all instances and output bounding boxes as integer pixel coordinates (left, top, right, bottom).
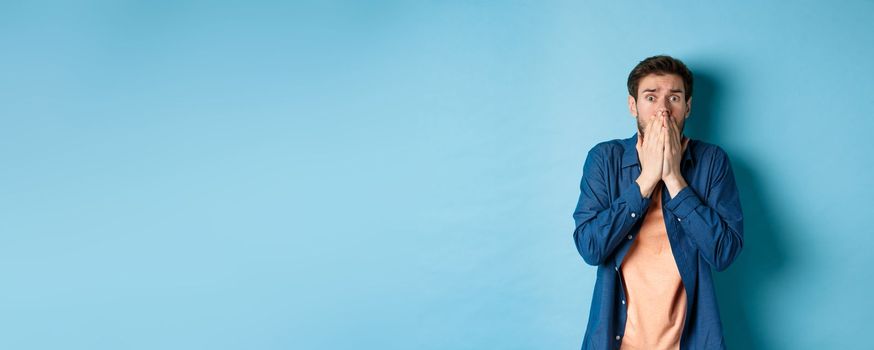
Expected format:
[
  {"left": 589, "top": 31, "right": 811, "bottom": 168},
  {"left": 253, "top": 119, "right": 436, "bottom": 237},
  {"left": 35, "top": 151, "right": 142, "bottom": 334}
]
[{"left": 627, "top": 55, "right": 693, "bottom": 102}]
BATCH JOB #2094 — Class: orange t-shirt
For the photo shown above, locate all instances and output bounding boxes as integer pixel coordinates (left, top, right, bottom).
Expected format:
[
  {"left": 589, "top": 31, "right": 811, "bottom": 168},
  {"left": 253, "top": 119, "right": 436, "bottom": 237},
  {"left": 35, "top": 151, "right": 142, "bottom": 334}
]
[{"left": 619, "top": 184, "right": 687, "bottom": 350}]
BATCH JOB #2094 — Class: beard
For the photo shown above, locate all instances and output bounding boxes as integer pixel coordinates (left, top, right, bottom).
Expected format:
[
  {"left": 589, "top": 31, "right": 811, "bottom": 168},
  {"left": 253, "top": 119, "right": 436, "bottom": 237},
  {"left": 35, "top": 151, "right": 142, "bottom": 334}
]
[{"left": 636, "top": 117, "right": 647, "bottom": 139}]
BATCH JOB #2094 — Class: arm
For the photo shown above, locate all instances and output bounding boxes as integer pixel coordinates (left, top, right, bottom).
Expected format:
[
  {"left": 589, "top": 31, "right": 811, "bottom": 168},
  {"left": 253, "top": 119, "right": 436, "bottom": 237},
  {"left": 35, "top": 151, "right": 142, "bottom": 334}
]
[
  {"left": 664, "top": 148, "right": 744, "bottom": 271},
  {"left": 572, "top": 146, "right": 651, "bottom": 266}
]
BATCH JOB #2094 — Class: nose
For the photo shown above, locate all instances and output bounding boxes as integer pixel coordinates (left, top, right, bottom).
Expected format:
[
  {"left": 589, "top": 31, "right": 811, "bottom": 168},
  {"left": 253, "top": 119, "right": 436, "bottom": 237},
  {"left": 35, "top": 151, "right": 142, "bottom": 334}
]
[
  {"left": 657, "top": 106, "right": 671, "bottom": 118},
  {"left": 661, "top": 97, "right": 672, "bottom": 110}
]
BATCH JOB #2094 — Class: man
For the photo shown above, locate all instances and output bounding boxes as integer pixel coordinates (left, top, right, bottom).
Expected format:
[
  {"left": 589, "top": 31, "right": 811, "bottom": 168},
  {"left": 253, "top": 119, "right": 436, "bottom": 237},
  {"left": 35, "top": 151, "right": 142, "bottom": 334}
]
[{"left": 572, "top": 55, "right": 743, "bottom": 350}]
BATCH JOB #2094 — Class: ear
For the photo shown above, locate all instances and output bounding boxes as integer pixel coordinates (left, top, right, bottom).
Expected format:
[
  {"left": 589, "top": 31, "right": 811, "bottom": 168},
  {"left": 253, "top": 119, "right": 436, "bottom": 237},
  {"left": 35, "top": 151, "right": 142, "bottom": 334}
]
[
  {"left": 628, "top": 95, "right": 638, "bottom": 117},
  {"left": 685, "top": 97, "right": 693, "bottom": 117}
]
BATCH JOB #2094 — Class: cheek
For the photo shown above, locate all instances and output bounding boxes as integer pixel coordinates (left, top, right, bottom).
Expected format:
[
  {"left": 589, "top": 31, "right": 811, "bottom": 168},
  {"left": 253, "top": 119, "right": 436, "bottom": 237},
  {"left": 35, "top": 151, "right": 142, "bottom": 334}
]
[{"left": 638, "top": 104, "right": 655, "bottom": 115}]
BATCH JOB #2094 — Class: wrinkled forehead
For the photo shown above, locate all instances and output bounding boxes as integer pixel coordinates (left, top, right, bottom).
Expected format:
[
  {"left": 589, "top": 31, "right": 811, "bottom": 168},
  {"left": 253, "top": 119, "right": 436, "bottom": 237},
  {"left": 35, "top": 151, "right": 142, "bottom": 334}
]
[{"left": 638, "top": 73, "right": 685, "bottom": 94}]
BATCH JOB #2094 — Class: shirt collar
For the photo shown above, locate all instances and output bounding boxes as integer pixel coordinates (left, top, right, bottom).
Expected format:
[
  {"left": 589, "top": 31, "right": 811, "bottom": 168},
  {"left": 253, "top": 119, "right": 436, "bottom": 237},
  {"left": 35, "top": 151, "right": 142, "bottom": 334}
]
[{"left": 621, "top": 132, "right": 696, "bottom": 169}]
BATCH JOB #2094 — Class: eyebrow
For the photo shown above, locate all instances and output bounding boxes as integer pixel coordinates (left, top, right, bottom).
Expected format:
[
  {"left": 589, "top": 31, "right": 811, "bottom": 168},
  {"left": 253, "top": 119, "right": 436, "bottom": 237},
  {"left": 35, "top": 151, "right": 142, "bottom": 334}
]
[{"left": 642, "top": 88, "right": 684, "bottom": 94}]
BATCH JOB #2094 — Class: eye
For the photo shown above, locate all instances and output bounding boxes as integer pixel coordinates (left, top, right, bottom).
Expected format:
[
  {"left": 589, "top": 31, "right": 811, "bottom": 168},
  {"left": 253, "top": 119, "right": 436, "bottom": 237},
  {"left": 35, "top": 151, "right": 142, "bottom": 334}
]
[
  {"left": 646, "top": 96, "right": 655, "bottom": 102},
  {"left": 670, "top": 95, "right": 680, "bottom": 102}
]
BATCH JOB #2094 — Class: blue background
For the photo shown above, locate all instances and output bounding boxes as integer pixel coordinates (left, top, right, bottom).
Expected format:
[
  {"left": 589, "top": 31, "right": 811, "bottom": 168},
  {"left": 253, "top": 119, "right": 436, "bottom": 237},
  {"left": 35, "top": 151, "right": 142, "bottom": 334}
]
[{"left": 2, "top": 1, "right": 872, "bottom": 349}]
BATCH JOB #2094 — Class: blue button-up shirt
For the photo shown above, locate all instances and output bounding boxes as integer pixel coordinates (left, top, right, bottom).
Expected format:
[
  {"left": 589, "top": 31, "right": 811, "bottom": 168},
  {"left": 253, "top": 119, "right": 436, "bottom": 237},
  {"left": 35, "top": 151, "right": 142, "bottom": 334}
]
[{"left": 572, "top": 132, "right": 744, "bottom": 350}]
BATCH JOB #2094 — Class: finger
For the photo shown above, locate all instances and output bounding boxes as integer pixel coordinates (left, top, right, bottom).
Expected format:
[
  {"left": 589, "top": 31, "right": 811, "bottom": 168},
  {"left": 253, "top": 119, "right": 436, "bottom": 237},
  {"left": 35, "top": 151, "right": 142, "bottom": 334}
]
[
  {"left": 659, "top": 116, "right": 667, "bottom": 137},
  {"left": 665, "top": 125, "right": 672, "bottom": 152},
  {"left": 667, "top": 118, "right": 677, "bottom": 147},
  {"left": 670, "top": 121, "right": 680, "bottom": 149},
  {"left": 667, "top": 117, "right": 679, "bottom": 143},
  {"left": 658, "top": 122, "right": 666, "bottom": 146}
]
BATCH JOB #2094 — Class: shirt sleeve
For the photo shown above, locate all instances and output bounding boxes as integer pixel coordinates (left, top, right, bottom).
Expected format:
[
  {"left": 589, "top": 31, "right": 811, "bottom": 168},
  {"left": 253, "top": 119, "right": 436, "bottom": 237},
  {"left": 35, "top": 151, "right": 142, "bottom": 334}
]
[
  {"left": 664, "top": 147, "right": 744, "bottom": 272},
  {"left": 573, "top": 145, "right": 651, "bottom": 266}
]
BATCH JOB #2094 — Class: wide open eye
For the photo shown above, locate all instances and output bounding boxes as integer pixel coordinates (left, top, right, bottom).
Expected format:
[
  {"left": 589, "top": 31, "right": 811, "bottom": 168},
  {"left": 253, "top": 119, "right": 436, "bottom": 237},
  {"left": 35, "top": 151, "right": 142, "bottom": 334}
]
[
  {"left": 670, "top": 95, "right": 680, "bottom": 102},
  {"left": 646, "top": 96, "right": 655, "bottom": 102}
]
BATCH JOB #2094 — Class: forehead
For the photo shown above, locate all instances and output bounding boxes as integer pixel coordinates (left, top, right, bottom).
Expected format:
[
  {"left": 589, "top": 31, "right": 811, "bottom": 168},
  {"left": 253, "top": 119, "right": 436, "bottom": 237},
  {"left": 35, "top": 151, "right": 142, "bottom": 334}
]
[{"left": 638, "top": 73, "right": 685, "bottom": 93}]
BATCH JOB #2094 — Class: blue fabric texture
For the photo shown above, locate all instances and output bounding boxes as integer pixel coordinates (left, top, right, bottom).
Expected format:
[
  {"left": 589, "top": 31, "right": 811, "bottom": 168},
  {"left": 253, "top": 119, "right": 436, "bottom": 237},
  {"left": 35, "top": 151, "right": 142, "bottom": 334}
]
[{"left": 572, "top": 132, "right": 744, "bottom": 350}]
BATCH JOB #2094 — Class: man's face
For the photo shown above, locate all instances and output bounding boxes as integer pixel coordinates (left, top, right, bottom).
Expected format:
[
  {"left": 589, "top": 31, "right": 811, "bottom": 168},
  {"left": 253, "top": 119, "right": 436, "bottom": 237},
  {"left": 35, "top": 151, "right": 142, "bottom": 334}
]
[{"left": 627, "top": 73, "right": 692, "bottom": 139}]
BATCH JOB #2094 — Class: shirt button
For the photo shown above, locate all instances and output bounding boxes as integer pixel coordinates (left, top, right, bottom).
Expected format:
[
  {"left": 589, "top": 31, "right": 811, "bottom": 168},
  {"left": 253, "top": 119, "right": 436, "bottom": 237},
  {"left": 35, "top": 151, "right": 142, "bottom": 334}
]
[
  {"left": 677, "top": 217, "right": 682, "bottom": 222},
  {"left": 614, "top": 266, "right": 619, "bottom": 271},
  {"left": 622, "top": 299, "right": 626, "bottom": 304},
  {"left": 630, "top": 212, "right": 637, "bottom": 218},
  {"left": 616, "top": 335, "right": 621, "bottom": 340},
  {"left": 627, "top": 234, "right": 633, "bottom": 240}
]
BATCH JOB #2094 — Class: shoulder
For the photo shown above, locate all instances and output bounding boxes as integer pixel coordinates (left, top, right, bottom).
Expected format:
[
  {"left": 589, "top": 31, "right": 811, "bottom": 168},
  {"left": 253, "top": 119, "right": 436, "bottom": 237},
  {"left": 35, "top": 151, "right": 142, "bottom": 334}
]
[
  {"left": 691, "top": 139, "right": 732, "bottom": 169},
  {"left": 587, "top": 137, "right": 627, "bottom": 159}
]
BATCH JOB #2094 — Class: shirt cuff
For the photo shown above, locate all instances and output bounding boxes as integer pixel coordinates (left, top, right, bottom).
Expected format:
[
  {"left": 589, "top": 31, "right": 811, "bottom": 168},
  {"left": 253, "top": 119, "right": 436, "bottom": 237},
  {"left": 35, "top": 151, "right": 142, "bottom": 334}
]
[
  {"left": 664, "top": 186, "right": 702, "bottom": 218},
  {"left": 621, "top": 180, "right": 652, "bottom": 218}
]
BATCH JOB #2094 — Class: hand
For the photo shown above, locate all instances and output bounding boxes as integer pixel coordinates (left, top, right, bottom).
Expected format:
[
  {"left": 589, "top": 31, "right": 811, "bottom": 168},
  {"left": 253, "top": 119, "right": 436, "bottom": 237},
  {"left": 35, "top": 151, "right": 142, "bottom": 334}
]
[
  {"left": 635, "top": 110, "right": 666, "bottom": 197},
  {"left": 662, "top": 114, "right": 690, "bottom": 196}
]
